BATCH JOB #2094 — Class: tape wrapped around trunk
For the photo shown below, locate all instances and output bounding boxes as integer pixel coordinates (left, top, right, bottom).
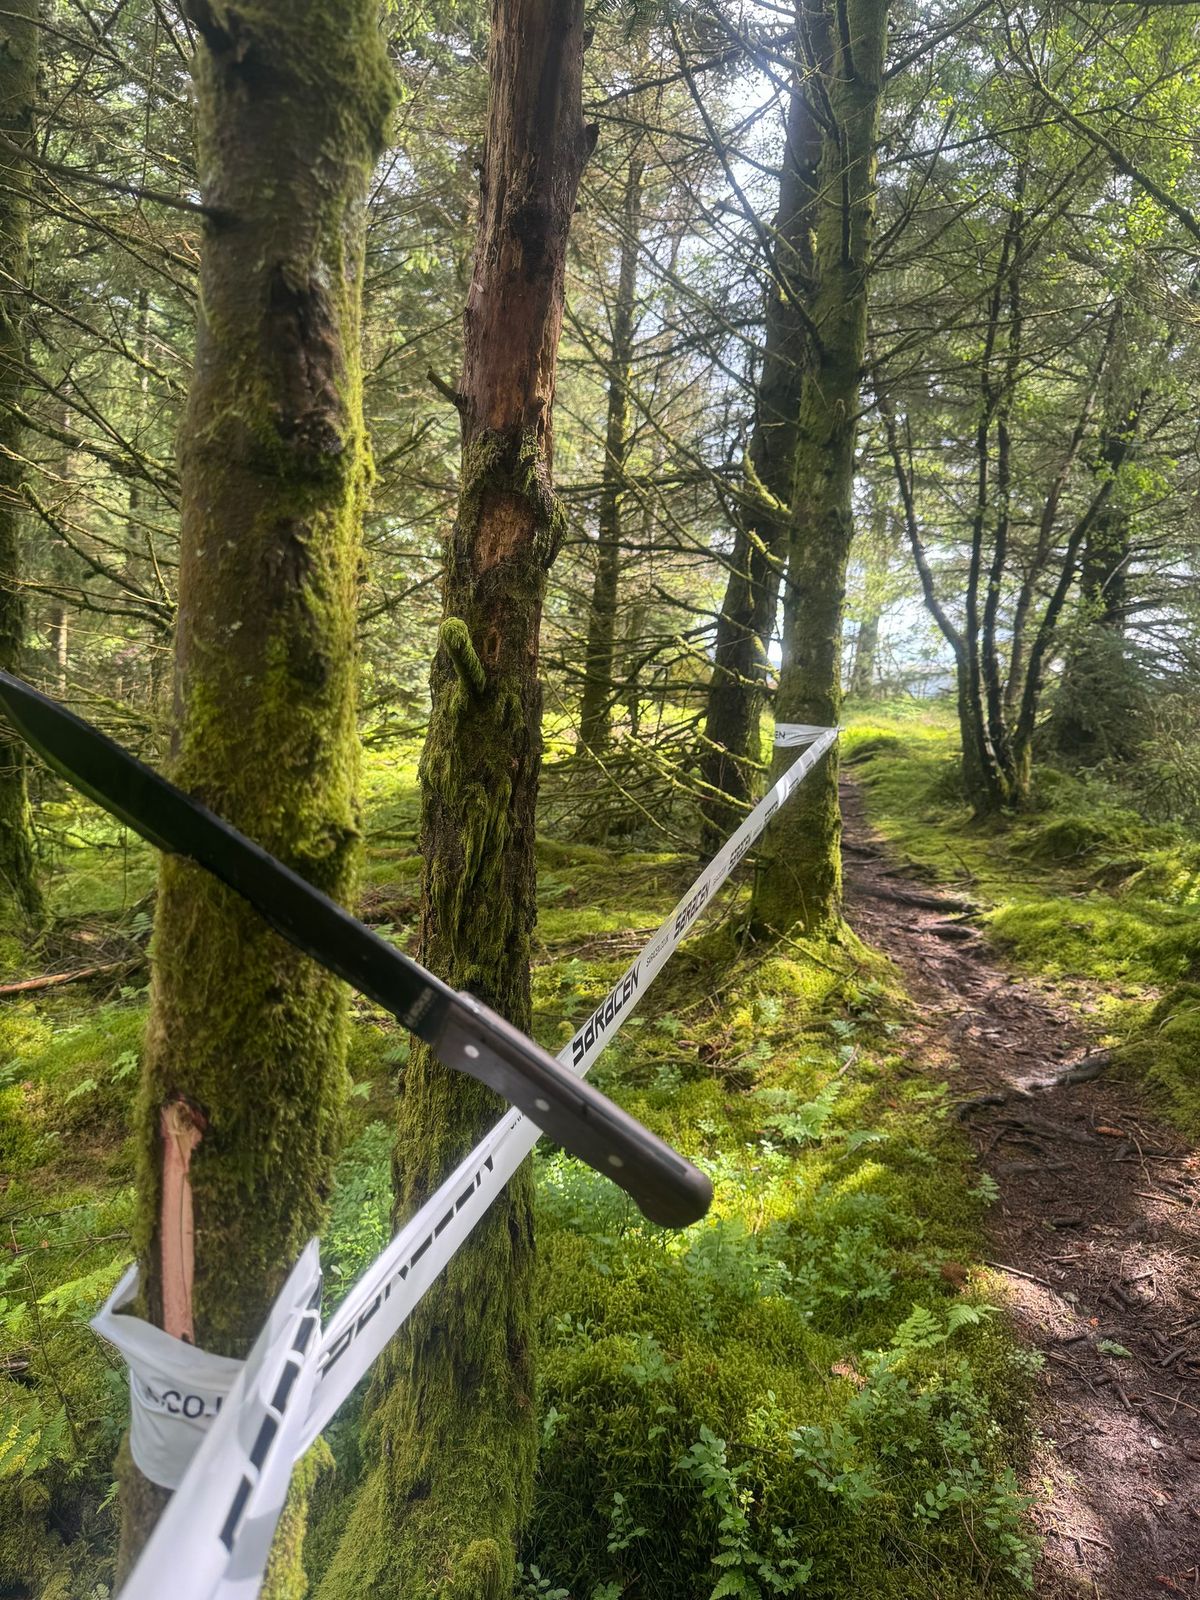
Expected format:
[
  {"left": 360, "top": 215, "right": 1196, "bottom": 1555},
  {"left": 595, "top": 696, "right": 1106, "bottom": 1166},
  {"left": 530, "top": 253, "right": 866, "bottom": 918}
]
[{"left": 92, "top": 1265, "right": 243, "bottom": 1489}]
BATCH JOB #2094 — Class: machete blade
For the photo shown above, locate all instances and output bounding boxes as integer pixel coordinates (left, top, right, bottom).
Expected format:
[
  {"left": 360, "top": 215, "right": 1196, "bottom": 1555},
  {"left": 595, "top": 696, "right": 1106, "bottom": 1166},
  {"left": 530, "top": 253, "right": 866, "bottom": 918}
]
[{"left": 0, "top": 671, "right": 711, "bottom": 1227}]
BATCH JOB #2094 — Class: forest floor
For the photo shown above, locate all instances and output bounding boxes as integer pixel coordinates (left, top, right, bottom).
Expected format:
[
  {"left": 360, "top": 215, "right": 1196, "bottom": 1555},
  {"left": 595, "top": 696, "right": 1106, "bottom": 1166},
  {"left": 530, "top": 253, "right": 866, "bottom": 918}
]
[{"left": 842, "top": 773, "right": 1200, "bottom": 1600}]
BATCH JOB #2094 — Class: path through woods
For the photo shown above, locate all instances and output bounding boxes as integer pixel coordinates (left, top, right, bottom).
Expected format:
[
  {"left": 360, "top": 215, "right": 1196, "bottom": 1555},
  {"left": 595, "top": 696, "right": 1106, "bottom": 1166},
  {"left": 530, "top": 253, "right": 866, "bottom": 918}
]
[{"left": 841, "top": 778, "right": 1200, "bottom": 1598}]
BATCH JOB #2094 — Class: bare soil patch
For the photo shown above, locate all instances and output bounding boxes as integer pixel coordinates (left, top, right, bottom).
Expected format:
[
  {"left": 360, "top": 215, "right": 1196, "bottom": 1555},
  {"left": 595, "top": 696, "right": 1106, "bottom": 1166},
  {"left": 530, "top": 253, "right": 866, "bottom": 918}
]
[{"left": 841, "top": 777, "right": 1200, "bottom": 1599}]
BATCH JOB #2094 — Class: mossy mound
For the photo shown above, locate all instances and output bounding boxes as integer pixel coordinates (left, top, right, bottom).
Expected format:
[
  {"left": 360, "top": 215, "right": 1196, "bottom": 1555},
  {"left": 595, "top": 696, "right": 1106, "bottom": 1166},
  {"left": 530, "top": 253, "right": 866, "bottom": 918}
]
[
  {"left": 524, "top": 1212, "right": 1034, "bottom": 1599},
  {"left": 1123, "top": 844, "right": 1200, "bottom": 906},
  {"left": 843, "top": 732, "right": 905, "bottom": 763},
  {"left": 1017, "top": 812, "right": 1137, "bottom": 865},
  {"left": 1123, "top": 980, "right": 1200, "bottom": 1137}
]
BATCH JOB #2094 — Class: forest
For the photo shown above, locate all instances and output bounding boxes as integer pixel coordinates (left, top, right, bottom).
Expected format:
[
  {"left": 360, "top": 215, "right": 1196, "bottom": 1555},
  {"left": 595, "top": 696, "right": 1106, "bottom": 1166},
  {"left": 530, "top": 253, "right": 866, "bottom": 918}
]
[{"left": 2, "top": 0, "right": 1200, "bottom": 1596}]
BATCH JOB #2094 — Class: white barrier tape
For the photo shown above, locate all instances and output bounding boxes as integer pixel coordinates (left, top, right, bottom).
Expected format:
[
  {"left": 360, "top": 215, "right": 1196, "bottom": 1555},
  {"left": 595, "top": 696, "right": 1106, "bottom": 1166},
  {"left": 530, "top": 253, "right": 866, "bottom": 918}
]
[
  {"left": 117, "top": 1242, "right": 323, "bottom": 1600},
  {"left": 299, "top": 722, "right": 838, "bottom": 1449},
  {"left": 113, "top": 723, "right": 838, "bottom": 1599},
  {"left": 774, "top": 723, "right": 839, "bottom": 747},
  {"left": 93, "top": 1266, "right": 244, "bottom": 1489}
]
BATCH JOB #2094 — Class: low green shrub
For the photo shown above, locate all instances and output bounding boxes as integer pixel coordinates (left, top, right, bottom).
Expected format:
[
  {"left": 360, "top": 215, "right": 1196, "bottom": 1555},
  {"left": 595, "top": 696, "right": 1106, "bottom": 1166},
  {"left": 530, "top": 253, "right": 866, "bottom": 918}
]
[{"left": 525, "top": 1213, "right": 1033, "bottom": 1599}]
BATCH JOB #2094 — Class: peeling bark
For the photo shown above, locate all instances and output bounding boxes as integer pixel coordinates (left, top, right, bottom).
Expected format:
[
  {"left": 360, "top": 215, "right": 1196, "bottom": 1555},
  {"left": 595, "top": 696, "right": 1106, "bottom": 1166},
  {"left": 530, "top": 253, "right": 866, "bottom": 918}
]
[{"left": 317, "top": 4, "right": 590, "bottom": 1597}]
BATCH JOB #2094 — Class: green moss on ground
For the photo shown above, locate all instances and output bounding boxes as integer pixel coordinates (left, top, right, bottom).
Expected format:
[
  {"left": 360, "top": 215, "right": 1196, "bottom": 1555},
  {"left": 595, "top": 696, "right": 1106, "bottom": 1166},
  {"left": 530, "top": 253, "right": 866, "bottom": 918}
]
[
  {"left": 4, "top": 737, "right": 1038, "bottom": 1597},
  {"left": 515, "top": 915, "right": 1035, "bottom": 1599},
  {"left": 843, "top": 700, "right": 1200, "bottom": 1136}
]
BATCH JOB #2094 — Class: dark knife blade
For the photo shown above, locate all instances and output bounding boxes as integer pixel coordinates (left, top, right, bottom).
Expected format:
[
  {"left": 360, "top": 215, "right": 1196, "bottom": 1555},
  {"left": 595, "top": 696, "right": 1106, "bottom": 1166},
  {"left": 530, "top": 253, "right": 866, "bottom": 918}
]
[{"left": 0, "top": 672, "right": 712, "bottom": 1227}]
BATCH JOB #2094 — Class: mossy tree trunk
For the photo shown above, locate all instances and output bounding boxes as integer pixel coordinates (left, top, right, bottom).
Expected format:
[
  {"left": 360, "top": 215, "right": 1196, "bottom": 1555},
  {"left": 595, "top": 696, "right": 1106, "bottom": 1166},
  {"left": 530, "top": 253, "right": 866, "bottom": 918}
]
[
  {"left": 0, "top": 0, "right": 42, "bottom": 928},
  {"left": 1054, "top": 314, "right": 1149, "bottom": 763},
  {"left": 698, "top": 45, "right": 818, "bottom": 857},
  {"left": 751, "top": 0, "right": 890, "bottom": 934},
  {"left": 992, "top": 324, "right": 1135, "bottom": 800},
  {"left": 117, "top": 0, "right": 391, "bottom": 1582},
  {"left": 316, "top": 5, "right": 591, "bottom": 1598},
  {"left": 577, "top": 153, "right": 643, "bottom": 760}
]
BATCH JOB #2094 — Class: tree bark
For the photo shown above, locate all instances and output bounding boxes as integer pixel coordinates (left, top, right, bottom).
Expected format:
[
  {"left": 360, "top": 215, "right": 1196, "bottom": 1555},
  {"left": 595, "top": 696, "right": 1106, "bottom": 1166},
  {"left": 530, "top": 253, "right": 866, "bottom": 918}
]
[
  {"left": 0, "top": 0, "right": 42, "bottom": 929},
  {"left": 117, "top": 0, "right": 391, "bottom": 1583},
  {"left": 1053, "top": 321, "right": 1147, "bottom": 762},
  {"left": 698, "top": 44, "right": 819, "bottom": 857},
  {"left": 317, "top": 5, "right": 590, "bottom": 1597},
  {"left": 752, "top": 0, "right": 890, "bottom": 934},
  {"left": 577, "top": 154, "right": 643, "bottom": 758}
]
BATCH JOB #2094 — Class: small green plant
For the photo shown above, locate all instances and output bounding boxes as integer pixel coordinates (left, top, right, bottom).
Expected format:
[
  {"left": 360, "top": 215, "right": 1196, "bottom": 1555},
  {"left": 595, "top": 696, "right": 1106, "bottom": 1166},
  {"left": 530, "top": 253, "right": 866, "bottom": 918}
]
[
  {"left": 606, "top": 1491, "right": 648, "bottom": 1554},
  {"left": 0, "top": 1397, "right": 71, "bottom": 1482},
  {"left": 677, "top": 1427, "right": 812, "bottom": 1599},
  {"left": 323, "top": 1122, "right": 391, "bottom": 1296},
  {"left": 620, "top": 1333, "right": 676, "bottom": 1387},
  {"left": 753, "top": 1082, "right": 841, "bottom": 1147},
  {"left": 110, "top": 1049, "right": 138, "bottom": 1083},
  {"left": 515, "top": 1562, "right": 570, "bottom": 1600}
]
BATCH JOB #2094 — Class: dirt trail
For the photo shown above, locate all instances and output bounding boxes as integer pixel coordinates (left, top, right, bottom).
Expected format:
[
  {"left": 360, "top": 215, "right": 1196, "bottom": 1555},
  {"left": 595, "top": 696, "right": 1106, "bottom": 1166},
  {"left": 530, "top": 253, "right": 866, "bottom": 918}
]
[{"left": 840, "top": 777, "right": 1200, "bottom": 1600}]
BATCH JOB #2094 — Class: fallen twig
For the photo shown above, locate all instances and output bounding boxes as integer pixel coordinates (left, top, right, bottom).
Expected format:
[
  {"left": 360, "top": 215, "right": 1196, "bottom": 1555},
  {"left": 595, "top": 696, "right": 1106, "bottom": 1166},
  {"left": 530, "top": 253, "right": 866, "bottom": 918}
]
[
  {"left": 984, "top": 1259, "right": 1055, "bottom": 1286},
  {"left": 0, "top": 959, "right": 138, "bottom": 998},
  {"left": 1144, "top": 1389, "right": 1200, "bottom": 1418}
]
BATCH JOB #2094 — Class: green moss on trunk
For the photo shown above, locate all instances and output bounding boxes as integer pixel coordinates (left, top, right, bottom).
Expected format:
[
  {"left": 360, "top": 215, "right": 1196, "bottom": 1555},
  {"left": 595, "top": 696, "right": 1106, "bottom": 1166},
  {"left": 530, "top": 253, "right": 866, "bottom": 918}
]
[
  {"left": 0, "top": 0, "right": 42, "bottom": 928},
  {"left": 316, "top": 3, "right": 590, "bottom": 1594},
  {"left": 117, "top": 0, "right": 391, "bottom": 1582},
  {"left": 752, "top": 0, "right": 890, "bottom": 936}
]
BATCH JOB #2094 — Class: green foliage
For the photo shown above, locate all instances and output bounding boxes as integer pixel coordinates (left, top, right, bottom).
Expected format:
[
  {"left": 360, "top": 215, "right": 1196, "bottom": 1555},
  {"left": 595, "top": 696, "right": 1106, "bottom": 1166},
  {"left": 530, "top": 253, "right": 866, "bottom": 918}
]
[
  {"left": 7, "top": 736, "right": 1036, "bottom": 1599},
  {"left": 0, "top": 1395, "right": 71, "bottom": 1482},
  {"left": 752, "top": 1082, "right": 842, "bottom": 1146},
  {"left": 791, "top": 1338, "right": 1033, "bottom": 1588},
  {"left": 322, "top": 1121, "right": 392, "bottom": 1297},
  {"left": 677, "top": 1427, "right": 812, "bottom": 1599},
  {"left": 1043, "top": 622, "right": 1151, "bottom": 767},
  {"left": 515, "top": 1562, "right": 571, "bottom": 1600},
  {"left": 516, "top": 889, "right": 1034, "bottom": 1598}
]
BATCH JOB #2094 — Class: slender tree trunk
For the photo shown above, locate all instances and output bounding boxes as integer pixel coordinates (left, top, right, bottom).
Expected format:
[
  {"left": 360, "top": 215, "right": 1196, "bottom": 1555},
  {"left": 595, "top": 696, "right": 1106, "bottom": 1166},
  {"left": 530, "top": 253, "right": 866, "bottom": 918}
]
[
  {"left": 698, "top": 48, "right": 818, "bottom": 856},
  {"left": 317, "top": 6, "right": 590, "bottom": 1597},
  {"left": 878, "top": 384, "right": 984, "bottom": 798},
  {"left": 117, "top": 1, "right": 390, "bottom": 1583},
  {"left": 752, "top": 0, "right": 890, "bottom": 934},
  {"left": 1005, "top": 351, "right": 1107, "bottom": 714},
  {"left": 1009, "top": 489, "right": 1111, "bottom": 794},
  {"left": 849, "top": 608, "right": 879, "bottom": 696},
  {"left": 46, "top": 605, "right": 67, "bottom": 697},
  {"left": 956, "top": 194, "right": 1024, "bottom": 814},
  {"left": 1054, "top": 337, "right": 1147, "bottom": 762},
  {"left": 0, "top": 0, "right": 42, "bottom": 928},
  {"left": 978, "top": 176, "right": 1024, "bottom": 790},
  {"left": 578, "top": 155, "right": 643, "bottom": 757}
]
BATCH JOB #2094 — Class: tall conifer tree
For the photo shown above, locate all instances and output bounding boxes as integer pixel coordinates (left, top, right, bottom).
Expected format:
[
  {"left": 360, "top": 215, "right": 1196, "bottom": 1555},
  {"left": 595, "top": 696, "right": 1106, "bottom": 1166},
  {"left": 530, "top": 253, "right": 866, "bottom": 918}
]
[
  {"left": 318, "top": 2, "right": 592, "bottom": 1594},
  {"left": 0, "top": 0, "right": 42, "bottom": 928},
  {"left": 118, "top": 3, "right": 391, "bottom": 1586}
]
